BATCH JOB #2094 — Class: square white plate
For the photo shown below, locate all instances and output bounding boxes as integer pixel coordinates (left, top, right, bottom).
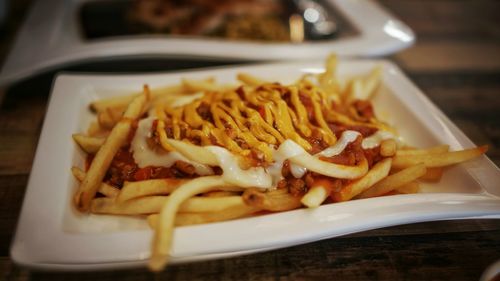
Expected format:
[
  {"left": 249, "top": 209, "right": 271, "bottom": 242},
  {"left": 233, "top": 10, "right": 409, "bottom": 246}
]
[
  {"left": 0, "top": 0, "right": 414, "bottom": 86},
  {"left": 11, "top": 60, "right": 500, "bottom": 270}
]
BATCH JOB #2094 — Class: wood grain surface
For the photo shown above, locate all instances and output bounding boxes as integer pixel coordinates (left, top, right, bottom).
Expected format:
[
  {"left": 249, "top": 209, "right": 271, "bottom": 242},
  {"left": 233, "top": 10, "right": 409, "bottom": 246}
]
[{"left": 0, "top": 0, "right": 499, "bottom": 280}]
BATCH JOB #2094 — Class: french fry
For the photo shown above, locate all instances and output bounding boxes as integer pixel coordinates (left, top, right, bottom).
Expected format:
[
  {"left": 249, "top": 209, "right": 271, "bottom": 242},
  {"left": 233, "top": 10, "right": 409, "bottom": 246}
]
[
  {"left": 242, "top": 188, "right": 302, "bottom": 212},
  {"left": 97, "top": 107, "right": 124, "bottom": 129},
  {"left": 396, "top": 181, "right": 420, "bottom": 194},
  {"left": 420, "top": 167, "right": 444, "bottom": 182},
  {"left": 175, "top": 204, "right": 260, "bottom": 226},
  {"left": 90, "top": 95, "right": 137, "bottom": 113},
  {"left": 70, "top": 166, "right": 87, "bottom": 181},
  {"left": 72, "top": 134, "right": 105, "bottom": 154},
  {"left": 149, "top": 176, "right": 228, "bottom": 271},
  {"left": 360, "top": 66, "right": 382, "bottom": 100},
  {"left": 74, "top": 89, "right": 150, "bottom": 211},
  {"left": 301, "top": 185, "right": 330, "bottom": 208},
  {"left": 117, "top": 179, "right": 188, "bottom": 202},
  {"left": 90, "top": 84, "right": 183, "bottom": 113},
  {"left": 380, "top": 139, "right": 397, "bottom": 157},
  {"left": 333, "top": 158, "right": 392, "bottom": 202},
  {"left": 71, "top": 167, "right": 119, "bottom": 198},
  {"left": 357, "top": 164, "right": 426, "bottom": 199},
  {"left": 87, "top": 121, "right": 109, "bottom": 137},
  {"left": 118, "top": 179, "right": 242, "bottom": 202},
  {"left": 182, "top": 78, "right": 234, "bottom": 92},
  {"left": 392, "top": 146, "right": 488, "bottom": 169},
  {"left": 202, "top": 191, "right": 241, "bottom": 197},
  {"left": 396, "top": 145, "right": 449, "bottom": 156},
  {"left": 147, "top": 203, "right": 260, "bottom": 227},
  {"left": 301, "top": 178, "right": 338, "bottom": 208},
  {"left": 318, "top": 54, "right": 339, "bottom": 93},
  {"left": 91, "top": 195, "right": 244, "bottom": 215},
  {"left": 237, "top": 73, "right": 268, "bottom": 87}
]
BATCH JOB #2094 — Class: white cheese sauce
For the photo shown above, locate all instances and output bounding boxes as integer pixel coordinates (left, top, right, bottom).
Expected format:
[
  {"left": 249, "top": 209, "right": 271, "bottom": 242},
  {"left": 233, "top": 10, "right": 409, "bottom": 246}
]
[
  {"left": 131, "top": 119, "right": 398, "bottom": 188},
  {"left": 361, "top": 130, "right": 396, "bottom": 149},
  {"left": 206, "top": 146, "right": 272, "bottom": 189},
  {"left": 315, "top": 130, "right": 361, "bottom": 158},
  {"left": 130, "top": 118, "right": 213, "bottom": 175}
]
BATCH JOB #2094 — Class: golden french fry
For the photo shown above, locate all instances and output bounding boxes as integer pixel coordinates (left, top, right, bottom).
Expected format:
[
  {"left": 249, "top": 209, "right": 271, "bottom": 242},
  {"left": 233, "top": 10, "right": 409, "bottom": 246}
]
[
  {"left": 91, "top": 95, "right": 137, "bottom": 113},
  {"left": 117, "top": 179, "right": 188, "bottom": 202},
  {"left": 300, "top": 178, "right": 338, "bottom": 208},
  {"left": 396, "top": 145, "right": 449, "bottom": 156},
  {"left": 242, "top": 188, "right": 302, "bottom": 212},
  {"left": 318, "top": 54, "right": 339, "bottom": 95},
  {"left": 237, "top": 73, "right": 268, "bottom": 87},
  {"left": 74, "top": 89, "right": 150, "bottom": 211},
  {"left": 182, "top": 78, "right": 234, "bottom": 92},
  {"left": 90, "top": 95, "right": 136, "bottom": 113},
  {"left": 147, "top": 203, "right": 260, "bottom": 228},
  {"left": 380, "top": 139, "right": 397, "bottom": 157},
  {"left": 97, "top": 184, "right": 120, "bottom": 199},
  {"left": 149, "top": 176, "right": 228, "bottom": 271},
  {"left": 92, "top": 196, "right": 164, "bottom": 215},
  {"left": 118, "top": 179, "right": 243, "bottom": 203},
  {"left": 155, "top": 92, "right": 205, "bottom": 109},
  {"left": 360, "top": 66, "right": 382, "bottom": 100},
  {"left": 396, "top": 181, "right": 420, "bottom": 194},
  {"left": 72, "top": 134, "right": 105, "bottom": 154},
  {"left": 202, "top": 191, "right": 241, "bottom": 197},
  {"left": 70, "top": 166, "right": 87, "bottom": 181},
  {"left": 357, "top": 164, "right": 426, "bottom": 199},
  {"left": 175, "top": 204, "right": 260, "bottom": 226},
  {"left": 91, "top": 195, "right": 244, "bottom": 215},
  {"left": 179, "top": 196, "right": 243, "bottom": 213},
  {"left": 71, "top": 167, "right": 119, "bottom": 198},
  {"left": 420, "top": 167, "right": 444, "bottom": 182},
  {"left": 87, "top": 121, "right": 110, "bottom": 137},
  {"left": 97, "top": 107, "right": 124, "bottom": 129},
  {"left": 333, "top": 158, "right": 392, "bottom": 202},
  {"left": 90, "top": 84, "right": 183, "bottom": 113},
  {"left": 301, "top": 185, "right": 330, "bottom": 208},
  {"left": 392, "top": 146, "right": 488, "bottom": 169}
]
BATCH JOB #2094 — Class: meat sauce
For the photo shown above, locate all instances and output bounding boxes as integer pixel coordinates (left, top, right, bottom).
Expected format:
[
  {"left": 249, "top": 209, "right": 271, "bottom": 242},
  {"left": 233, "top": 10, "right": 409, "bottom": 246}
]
[
  {"left": 86, "top": 148, "right": 199, "bottom": 188},
  {"left": 86, "top": 119, "right": 199, "bottom": 188}
]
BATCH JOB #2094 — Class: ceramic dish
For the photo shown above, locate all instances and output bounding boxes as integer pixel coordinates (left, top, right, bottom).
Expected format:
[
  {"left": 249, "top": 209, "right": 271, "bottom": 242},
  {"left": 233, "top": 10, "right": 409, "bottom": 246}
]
[
  {"left": 0, "top": 0, "right": 415, "bottom": 86},
  {"left": 11, "top": 59, "right": 500, "bottom": 270}
]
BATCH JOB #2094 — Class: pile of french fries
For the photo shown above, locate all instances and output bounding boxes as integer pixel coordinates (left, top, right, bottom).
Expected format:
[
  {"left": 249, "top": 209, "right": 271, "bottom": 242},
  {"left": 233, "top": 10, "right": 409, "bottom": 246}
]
[{"left": 71, "top": 55, "right": 487, "bottom": 271}]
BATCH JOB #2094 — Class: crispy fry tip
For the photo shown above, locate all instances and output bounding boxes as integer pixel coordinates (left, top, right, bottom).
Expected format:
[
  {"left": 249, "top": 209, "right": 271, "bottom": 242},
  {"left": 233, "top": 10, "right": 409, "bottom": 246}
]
[{"left": 148, "top": 255, "right": 168, "bottom": 272}]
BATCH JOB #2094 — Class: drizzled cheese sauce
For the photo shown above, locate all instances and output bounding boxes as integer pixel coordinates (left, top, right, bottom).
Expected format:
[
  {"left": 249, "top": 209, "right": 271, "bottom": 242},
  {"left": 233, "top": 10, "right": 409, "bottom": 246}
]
[
  {"left": 130, "top": 118, "right": 213, "bottom": 175},
  {"left": 206, "top": 146, "right": 272, "bottom": 189},
  {"left": 315, "top": 130, "right": 361, "bottom": 158},
  {"left": 361, "top": 130, "right": 396, "bottom": 149},
  {"left": 130, "top": 118, "right": 398, "bottom": 189},
  {"left": 290, "top": 164, "right": 307, "bottom": 179}
]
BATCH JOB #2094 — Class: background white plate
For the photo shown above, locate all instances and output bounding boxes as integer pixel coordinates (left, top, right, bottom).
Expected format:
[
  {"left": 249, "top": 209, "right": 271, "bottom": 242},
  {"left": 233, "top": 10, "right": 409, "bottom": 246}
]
[
  {"left": 0, "top": 0, "right": 414, "bottom": 86},
  {"left": 11, "top": 60, "right": 500, "bottom": 270}
]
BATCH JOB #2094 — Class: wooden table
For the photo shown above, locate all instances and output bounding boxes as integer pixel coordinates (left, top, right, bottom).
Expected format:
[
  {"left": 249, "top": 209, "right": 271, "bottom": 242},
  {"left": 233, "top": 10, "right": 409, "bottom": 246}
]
[{"left": 1, "top": 1, "right": 499, "bottom": 280}]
